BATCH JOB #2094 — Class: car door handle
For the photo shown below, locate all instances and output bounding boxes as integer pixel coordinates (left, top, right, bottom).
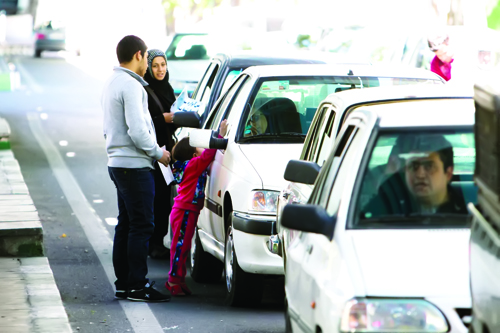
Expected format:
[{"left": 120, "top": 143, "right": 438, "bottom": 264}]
[{"left": 307, "top": 244, "right": 313, "bottom": 255}]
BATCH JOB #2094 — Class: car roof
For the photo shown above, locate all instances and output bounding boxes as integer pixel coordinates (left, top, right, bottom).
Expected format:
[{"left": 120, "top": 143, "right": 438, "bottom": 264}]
[
  {"left": 213, "top": 51, "right": 368, "bottom": 68},
  {"left": 322, "top": 84, "right": 472, "bottom": 112},
  {"left": 241, "top": 64, "right": 443, "bottom": 80},
  {"left": 353, "top": 98, "right": 475, "bottom": 128}
]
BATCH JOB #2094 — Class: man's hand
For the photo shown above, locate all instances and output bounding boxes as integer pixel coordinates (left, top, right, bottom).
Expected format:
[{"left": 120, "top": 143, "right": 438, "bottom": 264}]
[
  {"left": 158, "top": 148, "right": 171, "bottom": 166},
  {"left": 219, "top": 119, "right": 228, "bottom": 137}
]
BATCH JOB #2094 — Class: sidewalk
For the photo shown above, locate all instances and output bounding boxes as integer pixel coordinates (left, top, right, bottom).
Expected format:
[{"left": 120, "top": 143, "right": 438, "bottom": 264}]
[{"left": 0, "top": 118, "right": 72, "bottom": 332}]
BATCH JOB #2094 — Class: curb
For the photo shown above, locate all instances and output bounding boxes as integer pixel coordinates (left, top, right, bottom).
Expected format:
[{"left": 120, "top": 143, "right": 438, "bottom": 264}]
[{"left": 0, "top": 117, "right": 72, "bottom": 332}]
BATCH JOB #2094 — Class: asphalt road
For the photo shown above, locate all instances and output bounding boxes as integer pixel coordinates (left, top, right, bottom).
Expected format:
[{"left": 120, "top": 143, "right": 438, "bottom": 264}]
[{"left": 0, "top": 53, "right": 286, "bottom": 333}]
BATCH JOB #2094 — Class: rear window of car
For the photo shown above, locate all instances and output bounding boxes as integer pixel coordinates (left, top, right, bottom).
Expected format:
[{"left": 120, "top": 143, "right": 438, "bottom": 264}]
[
  {"left": 352, "top": 127, "right": 476, "bottom": 229},
  {"left": 239, "top": 76, "right": 442, "bottom": 144},
  {"left": 166, "top": 34, "right": 211, "bottom": 60}
]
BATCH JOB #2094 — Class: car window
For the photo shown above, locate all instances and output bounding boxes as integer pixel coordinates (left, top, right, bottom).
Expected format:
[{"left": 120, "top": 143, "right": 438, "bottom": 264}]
[
  {"left": 220, "top": 69, "right": 243, "bottom": 95},
  {"left": 315, "top": 109, "right": 336, "bottom": 166},
  {"left": 239, "top": 75, "right": 440, "bottom": 144},
  {"left": 210, "top": 74, "right": 248, "bottom": 132},
  {"left": 166, "top": 34, "right": 211, "bottom": 60},
  {"left": 311, "top": 124, "right": 357, "bottom": 208},
  {"left": 353, "top": 128, "right": 476, "bottom": 229},
  {"left": 303, "top": 106, "right": 328, "bottom": 161},
  {"left": 199, "top": 64, "right": 220, "bottom": 114},
  {"left": 325, "top": 126, "right": 362, "bottom": 215},
  {"left": 193, "top": 62, "right": 218, "bottom": 102}
]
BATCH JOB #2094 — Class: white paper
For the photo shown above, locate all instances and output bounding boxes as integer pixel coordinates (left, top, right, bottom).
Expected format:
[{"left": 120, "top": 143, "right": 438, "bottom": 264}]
[
  {"left": 159, "top": 162, "right": 175, "bottom": 185},
  {"left": 158, "top": 146, "right": 175, "bottom": 185}
]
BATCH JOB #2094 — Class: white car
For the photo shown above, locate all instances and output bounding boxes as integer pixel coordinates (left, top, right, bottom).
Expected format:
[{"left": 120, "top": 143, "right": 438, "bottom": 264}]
[
  {"left": 281, "top": 98, "right": 476, "bottom": 333},
  {"left": 274, "top": 85, "right": 470, "bottom": 262},
  {"left": 187, "top": 63, "right": 445, "bottom": 306}
]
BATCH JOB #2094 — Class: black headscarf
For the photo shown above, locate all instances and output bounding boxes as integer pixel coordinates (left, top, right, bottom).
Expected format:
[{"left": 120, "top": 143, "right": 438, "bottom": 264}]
[{"left": 144, "top": 49, "right": 176, "bottom": 111}]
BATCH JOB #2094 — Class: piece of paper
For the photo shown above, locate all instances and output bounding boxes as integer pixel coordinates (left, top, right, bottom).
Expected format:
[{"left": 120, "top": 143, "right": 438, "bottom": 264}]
[
  {"left": 159, "top": 145, "right": 175, "bottom": 185},
  {"left": 159, "top": 163, "right": 175, "bottom": 185}
]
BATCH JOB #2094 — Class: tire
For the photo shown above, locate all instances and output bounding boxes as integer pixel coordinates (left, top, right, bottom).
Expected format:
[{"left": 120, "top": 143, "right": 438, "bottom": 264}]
[
  {"left": 34, "top": 49, "right": 42, "bottom": 58},
  {"left": 190, "top": 227, "right": 223, "bottom": 283},
  {"left": 224, "top": 223, "right": 264, "bottom": 307}
]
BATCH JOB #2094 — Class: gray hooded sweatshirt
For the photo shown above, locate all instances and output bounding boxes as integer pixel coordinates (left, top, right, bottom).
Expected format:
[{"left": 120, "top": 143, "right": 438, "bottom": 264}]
[{"left": 102, "top": 67, "right": 163, "bottom": 169}]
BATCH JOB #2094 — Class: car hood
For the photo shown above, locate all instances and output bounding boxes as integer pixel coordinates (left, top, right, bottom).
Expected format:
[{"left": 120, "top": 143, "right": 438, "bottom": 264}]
[
  {"left": 238, "top": 144, "right": 302, "bottom": 190},
  {"left": 349, "top": 229, "right": 470, "bottom": 298}
]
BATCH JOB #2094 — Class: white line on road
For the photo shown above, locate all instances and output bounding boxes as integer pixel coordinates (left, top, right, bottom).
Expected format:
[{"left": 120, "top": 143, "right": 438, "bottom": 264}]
[
  {"left": 14, "top": 60, "right": 44, "bottom": 94},
  {"left": 27, "top": 112, "right": 166, "bottom": 333}
]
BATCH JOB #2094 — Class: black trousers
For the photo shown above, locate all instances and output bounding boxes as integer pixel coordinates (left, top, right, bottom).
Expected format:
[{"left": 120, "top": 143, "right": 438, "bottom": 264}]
[{"left": 150, "top": 161, "right": 173, "bottom": 251}]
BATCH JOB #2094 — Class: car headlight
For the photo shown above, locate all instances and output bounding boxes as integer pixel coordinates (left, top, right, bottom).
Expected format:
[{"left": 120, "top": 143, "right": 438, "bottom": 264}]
[
  {"left": 249, "top": 190, "right": 279, "bottom": 213},
  {"left": 340, "top": 298, "right": 449, "bottom": 332}
]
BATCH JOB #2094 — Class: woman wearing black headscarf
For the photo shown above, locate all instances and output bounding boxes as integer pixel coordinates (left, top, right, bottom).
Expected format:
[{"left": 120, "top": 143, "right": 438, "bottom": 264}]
[{"left": 144, "top": 49, "right": 177, "bottom": 259}]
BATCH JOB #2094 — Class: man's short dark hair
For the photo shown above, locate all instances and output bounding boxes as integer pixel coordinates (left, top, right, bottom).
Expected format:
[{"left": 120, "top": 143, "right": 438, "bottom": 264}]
[
  {"left": 116, "top": 35, "right": 147, "bottom": 64},
  {"left": 398, "top": 134, "right": 454, "bottom": 171},
  {"left": 172, "top": 137, "right": 196, "bottom": 162}
]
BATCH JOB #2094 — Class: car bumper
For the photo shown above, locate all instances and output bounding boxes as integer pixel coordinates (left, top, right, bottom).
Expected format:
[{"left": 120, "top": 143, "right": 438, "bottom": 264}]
[
  {"left": 35, "top": 40, "right": 66, "bottom": 51},
  {"left": 232, "top": 212, "right": 283, "bottom": 275}
]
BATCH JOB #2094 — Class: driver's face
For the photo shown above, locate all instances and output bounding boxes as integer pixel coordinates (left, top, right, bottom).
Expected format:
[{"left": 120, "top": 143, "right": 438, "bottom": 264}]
[
  {"left": 249, "top": 112, "right": 266, "bottom": 134},
  {"left": 405, "top": 152, "right": 453, "bottom": 207}
]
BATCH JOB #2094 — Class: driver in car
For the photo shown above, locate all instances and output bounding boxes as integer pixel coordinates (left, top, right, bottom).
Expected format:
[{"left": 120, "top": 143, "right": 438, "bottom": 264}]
[
  {"left": 244, "top": 109, "right": 268, "bottom": 137},
  {"left": 363, "top": 134, "right": 467, "bottom": 217}
]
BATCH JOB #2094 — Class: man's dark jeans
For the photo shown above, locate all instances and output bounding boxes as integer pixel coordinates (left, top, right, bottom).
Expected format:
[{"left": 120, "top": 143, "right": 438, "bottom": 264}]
[{"left": 108, "top": 167, "right": 155, "bottom": 290}]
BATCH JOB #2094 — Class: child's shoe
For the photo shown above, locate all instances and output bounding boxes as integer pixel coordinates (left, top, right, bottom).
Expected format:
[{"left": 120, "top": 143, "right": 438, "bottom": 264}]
[
  {"left": 180, "top": 283, "right": 192, "bottom": 296},
  {"left": 166, "top": 281, "right": 191, "bottom": 296}
]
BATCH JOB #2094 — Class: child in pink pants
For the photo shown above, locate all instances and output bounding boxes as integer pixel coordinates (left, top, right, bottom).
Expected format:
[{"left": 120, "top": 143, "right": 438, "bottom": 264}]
[{"left": 166, "top": 120, "right": 227, "bottom": 296}]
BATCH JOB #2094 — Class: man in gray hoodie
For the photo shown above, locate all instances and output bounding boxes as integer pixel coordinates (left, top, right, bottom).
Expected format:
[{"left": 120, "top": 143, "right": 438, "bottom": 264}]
[{"left": 102, "top": 35, "right": 171, "bottom": 302}]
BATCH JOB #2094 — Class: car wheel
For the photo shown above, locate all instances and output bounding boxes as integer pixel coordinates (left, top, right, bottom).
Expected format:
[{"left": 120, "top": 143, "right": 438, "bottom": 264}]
[
  {"left": 189, "top": 227, "right": 223, "bottom": 283},
  {"left": 224, "top": 222, "right": 264, "bottom": 307},
  {"left": 34, "top": 49, "right": 42, "bottom": 58}
]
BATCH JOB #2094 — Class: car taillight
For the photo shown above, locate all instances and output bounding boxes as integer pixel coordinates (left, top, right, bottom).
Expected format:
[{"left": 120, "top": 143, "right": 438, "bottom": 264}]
[{"left": 36, "top": 33, "right": 45, "bottom": 40}]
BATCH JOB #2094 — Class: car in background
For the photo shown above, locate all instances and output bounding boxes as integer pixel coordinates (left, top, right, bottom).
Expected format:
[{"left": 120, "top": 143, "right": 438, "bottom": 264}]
[
  {"left": 274, "top": 85, "right": 468, "bottom": 263},
  {"left": 33, "top": 20, "right": 77, "bottom": 58},
  {"left": 186, "top": 64, "right": 447, "bottom": 307},
  {"left": 282, "top": 98, "right": 476, "bottom": 333},
  {"left": 175, "top": 51, "right": 338, "bottom": 141},
  {"left": 166, "top": 33, "right": 211, "bottom": 95}
]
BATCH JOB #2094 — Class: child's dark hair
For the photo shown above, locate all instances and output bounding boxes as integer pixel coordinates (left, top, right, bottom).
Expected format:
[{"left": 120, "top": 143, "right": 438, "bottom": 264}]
[
  {"left": 172, "top": 137, "right": 196, "bottom": 162},
  {"left": 116, "top": 35, "right": 147, "bottom": 64}
]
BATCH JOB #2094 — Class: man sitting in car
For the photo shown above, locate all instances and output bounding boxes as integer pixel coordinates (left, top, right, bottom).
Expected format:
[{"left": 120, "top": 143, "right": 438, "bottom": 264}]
[{"left": 363, "top": 134, "right": 467, "bottom": 217}]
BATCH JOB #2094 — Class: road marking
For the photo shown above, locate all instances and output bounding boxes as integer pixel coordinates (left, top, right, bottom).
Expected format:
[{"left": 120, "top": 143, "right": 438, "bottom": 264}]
[
  {"left": 14, "top": 60, "right": 44, "bottom": 94},
  {"left": 27, "top": 112, "right": 166, "bottom": 333}
]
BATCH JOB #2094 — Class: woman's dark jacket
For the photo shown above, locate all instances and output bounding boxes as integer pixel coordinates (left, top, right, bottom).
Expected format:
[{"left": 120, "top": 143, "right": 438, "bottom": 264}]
[{"left": 144, "top": 70, "right": 177, "bottom": 152}]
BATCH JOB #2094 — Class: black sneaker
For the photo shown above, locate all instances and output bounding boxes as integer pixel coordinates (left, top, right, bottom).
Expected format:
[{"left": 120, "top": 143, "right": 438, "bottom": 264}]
[
  {"left": 127, "top": 281, "right": 171, "bottom": 302},
  {"left": 115, "top": 290, "right": 128, "bottom": 300}
]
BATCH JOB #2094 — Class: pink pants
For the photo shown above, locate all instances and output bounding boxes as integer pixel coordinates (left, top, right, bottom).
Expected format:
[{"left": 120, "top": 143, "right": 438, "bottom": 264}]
[{"left": 168, "top": 207, "right": 199, "bottom": 284}]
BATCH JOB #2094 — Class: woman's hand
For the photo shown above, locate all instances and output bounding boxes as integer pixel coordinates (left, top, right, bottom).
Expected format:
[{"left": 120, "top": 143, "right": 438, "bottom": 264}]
[
  {"left": 219, "top": 119, "right": 228, "bottom": 137},
  {"left": 163, "top": 112, "right": 174, "bottom": 123}
]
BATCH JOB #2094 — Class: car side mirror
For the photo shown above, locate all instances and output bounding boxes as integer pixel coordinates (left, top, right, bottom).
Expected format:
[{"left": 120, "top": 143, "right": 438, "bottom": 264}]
[
  {"left": 281, "top": 204, "right": 335, "bottom": 239},
  {"left": 172, "top": 112, "right": 201, "bottom": 128},
  {"left": 189, "top": 129, "right": 228, "bottom": 150},
  {"left": 284, "top": 160, "right": 321, "bottom": 185}
]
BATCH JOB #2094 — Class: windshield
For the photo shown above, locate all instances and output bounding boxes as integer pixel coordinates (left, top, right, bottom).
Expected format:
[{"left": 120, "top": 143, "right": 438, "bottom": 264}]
[
  {"left": 240, "top": 76, "right": 442, "bottom": 143},
  {"left": 352, "top": 128, "right": 476, "bottom": 229},
  {"left": 166, "top": 34, "right": 211, "bottom": 60}
]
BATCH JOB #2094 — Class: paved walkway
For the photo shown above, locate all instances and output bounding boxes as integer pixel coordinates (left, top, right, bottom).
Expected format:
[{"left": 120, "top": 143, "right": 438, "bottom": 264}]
[{"left": 0, "top": 118, "right": 72, "bottom": 332}]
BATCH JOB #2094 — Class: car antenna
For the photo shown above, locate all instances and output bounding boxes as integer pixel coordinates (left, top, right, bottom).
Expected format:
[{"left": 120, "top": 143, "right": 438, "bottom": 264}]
[{"left": 348, "top": 69, "right": 354, "bottom": 75}]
